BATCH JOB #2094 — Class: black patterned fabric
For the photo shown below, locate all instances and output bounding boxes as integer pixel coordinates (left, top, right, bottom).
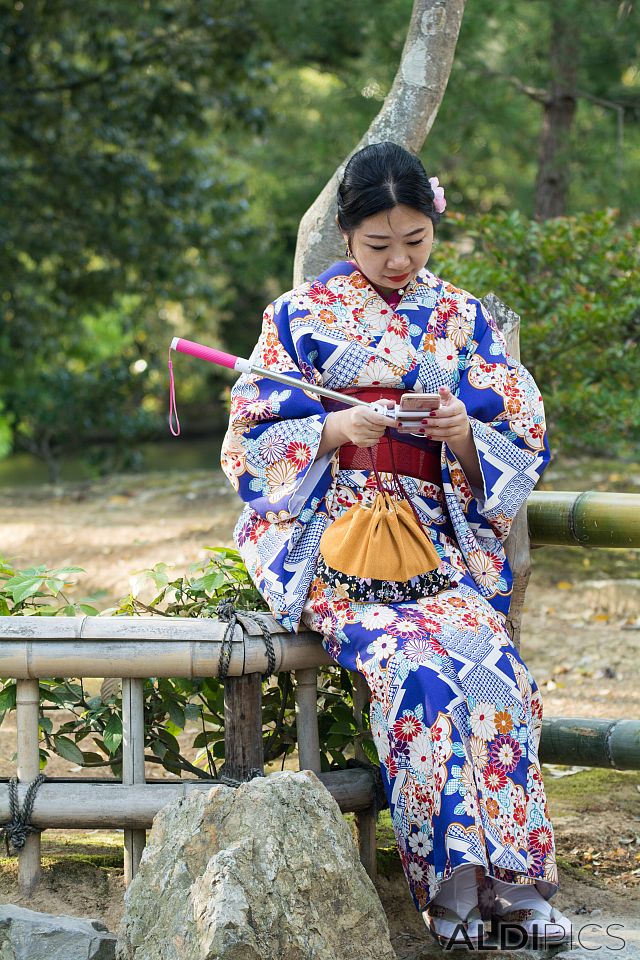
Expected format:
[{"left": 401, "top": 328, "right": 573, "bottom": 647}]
[{"left": 315, "top": 554, "right": 452, "bottom": 604}]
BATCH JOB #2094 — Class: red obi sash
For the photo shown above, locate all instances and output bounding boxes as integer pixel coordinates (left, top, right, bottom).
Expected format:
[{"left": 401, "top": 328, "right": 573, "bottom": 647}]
[{"left": 321, "top": 388, "right": 441, "bottom": 484}]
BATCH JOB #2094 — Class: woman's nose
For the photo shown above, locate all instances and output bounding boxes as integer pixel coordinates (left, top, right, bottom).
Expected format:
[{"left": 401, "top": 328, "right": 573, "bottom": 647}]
[{"left": 386, "top": 252, "right": 411, "bottom": 269}]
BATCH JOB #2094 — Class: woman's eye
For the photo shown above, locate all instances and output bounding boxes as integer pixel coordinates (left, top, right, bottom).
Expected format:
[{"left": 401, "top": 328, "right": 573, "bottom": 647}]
[
  {"left": 408, "top": 239, "right": 424, "bottom": 246},
  {"left": 369, "top": 246, "right": 387, "bottom": 251}
]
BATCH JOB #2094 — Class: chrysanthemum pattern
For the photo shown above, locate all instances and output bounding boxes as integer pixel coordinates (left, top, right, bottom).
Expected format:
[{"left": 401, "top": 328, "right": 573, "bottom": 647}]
[
  {"left": 220, "top": 259, "right": 556, "bottom": 912},
  {"left": 300, "top": 581, "right": 557, "bottom": 910}
]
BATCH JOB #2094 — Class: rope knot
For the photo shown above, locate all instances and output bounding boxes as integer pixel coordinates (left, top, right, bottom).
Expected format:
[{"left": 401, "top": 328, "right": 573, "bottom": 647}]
[
  {"left": 215, "top": 601, "right": 276, "bottom": 681},
  {"left": 1, "top": 774, "right": 46, "bottom": 855}
]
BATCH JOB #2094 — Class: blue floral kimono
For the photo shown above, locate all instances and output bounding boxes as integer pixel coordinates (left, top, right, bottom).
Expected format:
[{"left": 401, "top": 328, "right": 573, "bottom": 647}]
[{"left": 221, "top": 260, "right": 557, "bottom": 912}]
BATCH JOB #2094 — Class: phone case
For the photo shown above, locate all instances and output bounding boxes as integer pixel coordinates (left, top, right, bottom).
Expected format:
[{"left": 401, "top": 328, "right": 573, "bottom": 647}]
[{"left": 399, "top": 392, "right": 440, "bottom": 412}]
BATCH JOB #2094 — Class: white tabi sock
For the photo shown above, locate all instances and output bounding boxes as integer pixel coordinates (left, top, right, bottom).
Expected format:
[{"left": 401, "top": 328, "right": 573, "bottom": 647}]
[
  {"left": 492, "top": 879, "right": 551, "bottom": 917},
  {"left": 432, "top": 864, "right": 479, "bottom": 921}
]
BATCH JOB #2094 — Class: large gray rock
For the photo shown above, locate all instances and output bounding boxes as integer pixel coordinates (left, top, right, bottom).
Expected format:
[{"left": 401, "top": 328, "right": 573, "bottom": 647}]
[
  {"left": 116, "top": 770, "right": 396, "bottom": 960},
  {"left": 0, "top": 905, "right": 116, "bottom": 960}
]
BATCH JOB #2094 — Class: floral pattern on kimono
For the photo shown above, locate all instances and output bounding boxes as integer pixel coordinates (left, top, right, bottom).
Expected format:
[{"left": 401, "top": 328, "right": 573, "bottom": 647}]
[
  {"left": 300, "top": 581, "right": 558, "bottom": 911},
  {"left": 220, "top": 261, "right": 557, "bottom": 911},
  {"left": 220, "top": 260, "right": 550, "bottom": 634}
]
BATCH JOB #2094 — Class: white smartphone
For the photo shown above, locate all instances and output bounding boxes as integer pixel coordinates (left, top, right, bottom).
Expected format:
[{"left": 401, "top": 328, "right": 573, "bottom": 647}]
[
  {"left": 396, "top": 392, "right": 441, "bottom": 434},
  {"left": 397, "top": 392, "right": 440, "bottom": 418}
]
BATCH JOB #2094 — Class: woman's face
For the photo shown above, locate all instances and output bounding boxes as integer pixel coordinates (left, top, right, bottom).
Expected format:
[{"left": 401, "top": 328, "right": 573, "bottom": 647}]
[{"left": 342, "top": 203, "right": 434, "bottom": 293}]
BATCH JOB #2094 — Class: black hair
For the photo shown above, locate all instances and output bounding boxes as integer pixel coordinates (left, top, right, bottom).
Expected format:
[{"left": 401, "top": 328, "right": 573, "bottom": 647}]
[{"left": 336, "top": 141, "right": 441, "bottom": 237}]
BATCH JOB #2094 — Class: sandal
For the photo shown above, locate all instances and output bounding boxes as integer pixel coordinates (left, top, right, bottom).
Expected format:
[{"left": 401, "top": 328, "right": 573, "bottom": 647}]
[
  {"left": 424, "top": 904, "right": 485, "bottom": 950},
  {"left": 492, "top": 905, "right": 572, "bottom": 949}
]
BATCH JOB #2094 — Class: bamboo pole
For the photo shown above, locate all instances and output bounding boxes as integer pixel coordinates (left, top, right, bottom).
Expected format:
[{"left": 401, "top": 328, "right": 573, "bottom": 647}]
[
  {"left": 122, "top": 678, "right": 146, "bottom": 885},
  {"left": 15, "top": 679, "right": 41, "bottom": 896},
  {"left": 0, "top": 770, "right": 378, "bottom": 828},
  {"left": 539, "top": 717, "right": 640, "bottom": 770},
  {"left": 528, "top": 491, "right": 640, "bottom": 548},
  {"left": 294, "top": 668, "right": 321, "bottom": 774},
  {"left": 0, "top": 620, "right": 331, "bottom": 679}
]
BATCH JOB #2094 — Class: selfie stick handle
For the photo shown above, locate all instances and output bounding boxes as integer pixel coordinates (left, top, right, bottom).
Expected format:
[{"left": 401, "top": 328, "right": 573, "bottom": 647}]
[{"left": 170, "top": 337, "right": 393, "bottom": 415}]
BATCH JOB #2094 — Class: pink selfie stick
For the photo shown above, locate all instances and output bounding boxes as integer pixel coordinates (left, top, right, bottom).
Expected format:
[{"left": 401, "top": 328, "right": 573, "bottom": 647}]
[
  {"left": 168, "top": 336, "right": 429, "bottom": 437},
  {"left": 170, "top": 336, "right": 394, "bottom": 412},
  {"left": 170, "top": 337, "right": 253, "bottom": 375}
]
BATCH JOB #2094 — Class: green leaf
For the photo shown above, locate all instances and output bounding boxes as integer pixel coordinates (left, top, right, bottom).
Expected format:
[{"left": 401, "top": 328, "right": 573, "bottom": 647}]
[
  {"left": 202, "top": 571, "right": 225, "bottom": 593},
  {"left": 150, "top": 738, "right": 167, "bottom": 760},
  {"left": 10, "top": 577, "right": 45, "bottom": 604},
  {"left": 360, "top": 738, "right": 379, "bottom": 765},
  {"left": 78, "top": 604, "right": 99, "bottom": 616},
  {"left": 0, "top": 683, "right": 17, "bottom": 712},
  {"left": 158, "top": 728, "right": 181, "bottom": 754},
  {"left": 54, "top": 735, "right": 85, "bottom": 766},
  {"left": 167, "top": 701, "right": 185, "bottom": 729},
  {"left": 80, "top": 751, "right": 106, "bottom": 765},
  {"left": 103, "top": 713, "right": 123, "bottom": 755},
  {"left": 164, "top": 720, "right": 183, "bottom": 738},
  {"left": 193, "top": 730, "right": 221, "bottom": 748}
]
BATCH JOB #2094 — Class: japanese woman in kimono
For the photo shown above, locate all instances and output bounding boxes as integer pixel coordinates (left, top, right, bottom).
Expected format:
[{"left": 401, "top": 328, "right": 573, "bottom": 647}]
[{"left": 221, "top": 141, "right": 571, "bottom": 948}]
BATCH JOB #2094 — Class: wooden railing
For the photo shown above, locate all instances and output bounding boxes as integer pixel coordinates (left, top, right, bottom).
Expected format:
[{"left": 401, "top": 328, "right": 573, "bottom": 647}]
[
  {"left": 2, "top": 614, "right": 640, "bottom": 898},
  {"left": 0, "top": 617, "right": 379, "bottom": 895}
]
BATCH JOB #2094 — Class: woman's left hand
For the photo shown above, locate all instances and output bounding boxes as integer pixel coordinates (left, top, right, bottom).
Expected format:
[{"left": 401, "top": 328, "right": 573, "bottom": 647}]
[{"left": 421, "top": 385, "right": 471, "bottom": 454}]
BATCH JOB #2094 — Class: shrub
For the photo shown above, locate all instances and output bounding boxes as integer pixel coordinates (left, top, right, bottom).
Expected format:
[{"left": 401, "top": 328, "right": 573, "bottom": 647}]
[
  {"left": 436, "top": 210, "right": 640, "bottom": 459},
  {"left": 0, "top": 552, "right": 375, "bottom": 778}
]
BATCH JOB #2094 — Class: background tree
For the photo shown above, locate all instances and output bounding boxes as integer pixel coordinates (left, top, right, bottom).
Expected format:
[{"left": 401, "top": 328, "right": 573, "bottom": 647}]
[{"left": 1, "top": 0, "right": 639, "bottom": 478}]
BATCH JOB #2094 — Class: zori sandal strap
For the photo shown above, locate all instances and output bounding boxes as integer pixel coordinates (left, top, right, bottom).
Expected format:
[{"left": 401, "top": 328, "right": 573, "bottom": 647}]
[
  {"left": 425, "top": 903, "right": 485, "bottom": 949},
  {"left": 494, "top": 907, "right": 572, "bottom": 946}
]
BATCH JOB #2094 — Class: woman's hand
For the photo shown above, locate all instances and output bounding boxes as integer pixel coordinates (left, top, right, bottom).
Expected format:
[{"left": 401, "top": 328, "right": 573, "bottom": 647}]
[
  {"left": 422, "top": 385, "right": 471, "bottom": 454},
  {"left": 424, "top": 386, "right": 483, "bottom": 489},
  {"left": 317, "top": 402, "right": 395, "bottom": 457}
]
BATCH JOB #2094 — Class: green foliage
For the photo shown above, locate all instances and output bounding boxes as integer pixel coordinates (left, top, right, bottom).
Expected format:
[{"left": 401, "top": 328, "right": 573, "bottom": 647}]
[
  {"left": 0, "top": 555, "right": 98, "bottom": 616},
  {"left": 1, "top": 0, "right": 639, "bottom": 480},
  {"left": 435, "top": 210, "right": 640, "bottom": 457},
  {"left": 0, "top": 1, "right": 264, "bottom": 477},
  {"left": 0, "top": 550, "right": 375, "bottom": 778}
]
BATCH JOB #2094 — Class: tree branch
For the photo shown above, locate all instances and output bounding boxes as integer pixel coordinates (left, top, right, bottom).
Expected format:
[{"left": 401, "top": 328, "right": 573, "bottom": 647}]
[{"left": 294, "top": 0, "right": 467, "bottom": 284}]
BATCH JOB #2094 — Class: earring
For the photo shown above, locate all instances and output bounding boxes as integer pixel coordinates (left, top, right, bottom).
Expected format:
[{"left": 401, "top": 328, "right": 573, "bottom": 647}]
[{"left": 345, "top": 238, "right": 353, "bottom": 259}]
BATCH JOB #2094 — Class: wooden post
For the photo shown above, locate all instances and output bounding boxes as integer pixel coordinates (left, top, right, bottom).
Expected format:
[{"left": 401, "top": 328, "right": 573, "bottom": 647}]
[
  {"left": 294, "top": 668, "right": 321, "bottom": 773},
  {"left": 353, "top": 673, "right": 377, "bottom": 880},
  {"left": 16, "top": 679, "right": 41, "bottom": 896},
  {"left": 122, "top": 678, "right": 146, "bottom": 885},
  {"left": 223, "top": 675, "right": 264, "bottom": 780}
]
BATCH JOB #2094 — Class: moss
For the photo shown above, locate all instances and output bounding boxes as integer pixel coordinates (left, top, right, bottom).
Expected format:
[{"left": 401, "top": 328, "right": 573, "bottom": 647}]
[
  {"left": 554, "top": 854, "right": 601, "bottom": 887},
  {"left": 543, "top": 767, "right": 639, "bottom": 817},
  {"left": 376, "top": 845, "right": 403, "bottom": 878}
]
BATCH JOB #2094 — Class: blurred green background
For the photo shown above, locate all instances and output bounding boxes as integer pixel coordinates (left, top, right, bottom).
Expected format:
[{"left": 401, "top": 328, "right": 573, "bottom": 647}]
[{"left": 1, "top": 0, "right": 638, "bottom": 484}]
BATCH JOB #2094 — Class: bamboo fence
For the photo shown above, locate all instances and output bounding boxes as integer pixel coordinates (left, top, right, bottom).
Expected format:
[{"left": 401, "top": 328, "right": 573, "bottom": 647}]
[{"left": 1, "top": 615, "right": 639, "bottom": 898}]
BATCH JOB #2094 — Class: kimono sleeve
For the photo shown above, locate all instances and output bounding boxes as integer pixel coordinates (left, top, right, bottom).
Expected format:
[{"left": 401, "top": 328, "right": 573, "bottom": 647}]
[
  {"left": 220, "top": 296, "right": 335, "bottom": 521},
  {"left": 449, "top": 300, "right": 551, "bottom": 541}
]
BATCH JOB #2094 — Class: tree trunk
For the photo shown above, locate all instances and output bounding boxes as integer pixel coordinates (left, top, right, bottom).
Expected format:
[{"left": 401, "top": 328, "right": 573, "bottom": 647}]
[
  {"left": 294, "top": 0, "right": 466, "bottom": 285},
  {"left": 534, "top": 8, "right": 580, "bottom": 220}
]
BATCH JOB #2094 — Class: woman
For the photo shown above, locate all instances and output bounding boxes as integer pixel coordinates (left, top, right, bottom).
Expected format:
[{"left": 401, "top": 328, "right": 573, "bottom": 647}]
[{"left": 221, "top": 141, "right": 571, "bottom": 948}]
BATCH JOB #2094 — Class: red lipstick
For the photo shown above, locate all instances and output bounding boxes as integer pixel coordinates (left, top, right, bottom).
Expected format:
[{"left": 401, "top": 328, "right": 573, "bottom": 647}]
[{"left": 387, "top": 272, "right": 410, "bottom": 282}]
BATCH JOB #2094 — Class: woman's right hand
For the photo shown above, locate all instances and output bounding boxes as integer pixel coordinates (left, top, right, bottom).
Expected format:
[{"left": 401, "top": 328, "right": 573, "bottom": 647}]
[{"left": 317, "top": 403, "right": 395, "bottom": 457}]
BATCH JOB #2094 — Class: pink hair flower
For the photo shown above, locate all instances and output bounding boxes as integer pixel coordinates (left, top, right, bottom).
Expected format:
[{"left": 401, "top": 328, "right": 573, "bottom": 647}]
[{"left": 429, "top": 177, "right": 447, "bottom": 214}]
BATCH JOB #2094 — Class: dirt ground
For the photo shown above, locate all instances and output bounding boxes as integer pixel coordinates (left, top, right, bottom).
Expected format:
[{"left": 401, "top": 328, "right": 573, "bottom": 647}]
[{"left": 1, "top": 459, "right": 639, "bottom": 955}]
